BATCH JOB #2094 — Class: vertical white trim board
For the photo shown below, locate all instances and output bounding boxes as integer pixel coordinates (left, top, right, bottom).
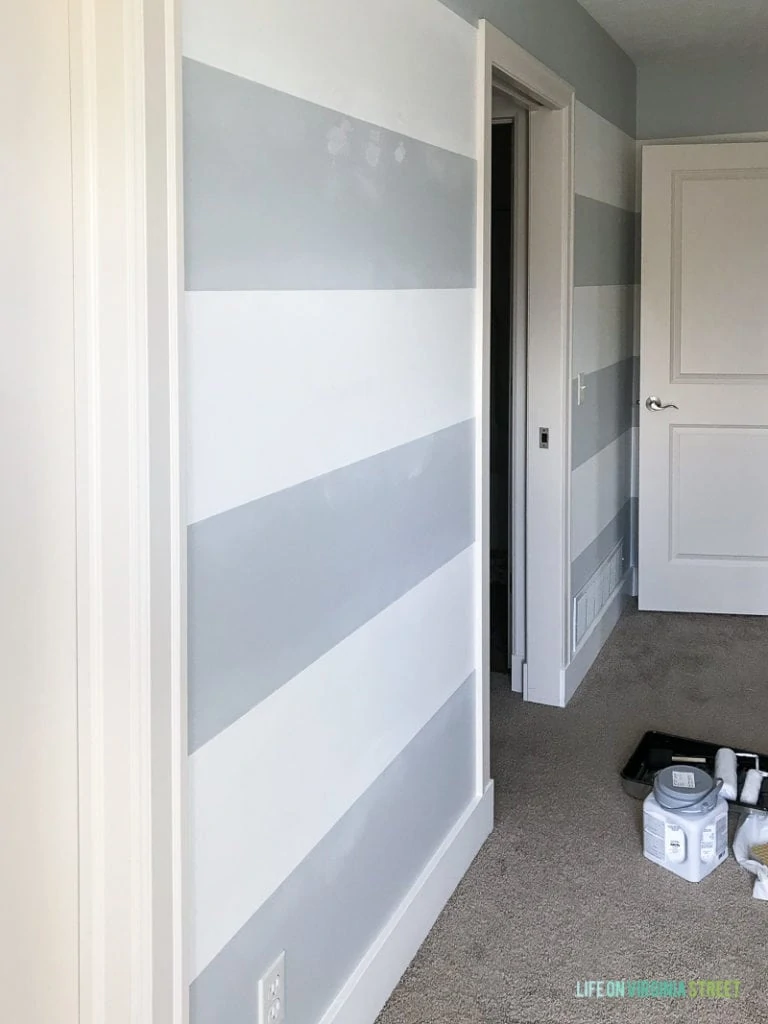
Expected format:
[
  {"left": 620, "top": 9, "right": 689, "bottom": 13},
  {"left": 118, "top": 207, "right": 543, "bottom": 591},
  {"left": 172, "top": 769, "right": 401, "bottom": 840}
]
[
  {"left": 70, "top": 0, "right": 186, "bottom": 1021},
  {"left": 318, "top": 783, "right": 494, "bottom": 1024},
  {"left": 476, "top": 18, "right": 575, "bottom": 780}
]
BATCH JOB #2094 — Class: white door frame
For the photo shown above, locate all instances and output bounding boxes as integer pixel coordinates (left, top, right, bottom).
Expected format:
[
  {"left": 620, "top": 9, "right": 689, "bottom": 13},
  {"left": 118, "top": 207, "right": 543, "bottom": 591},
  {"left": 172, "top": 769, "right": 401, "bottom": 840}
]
[
  {"left": 476, "top": 21, "right": 575, "bottom": 785},
  {"left": 70, "top": 0, "right": 186, "bottom": 1021}
]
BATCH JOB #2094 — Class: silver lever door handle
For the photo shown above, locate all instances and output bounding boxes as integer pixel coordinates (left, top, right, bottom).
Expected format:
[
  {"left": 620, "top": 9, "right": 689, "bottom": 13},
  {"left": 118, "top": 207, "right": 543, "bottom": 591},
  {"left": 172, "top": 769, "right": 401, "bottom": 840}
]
[{"left": 646, "top": 396, "right": 679, "bottom": 412}]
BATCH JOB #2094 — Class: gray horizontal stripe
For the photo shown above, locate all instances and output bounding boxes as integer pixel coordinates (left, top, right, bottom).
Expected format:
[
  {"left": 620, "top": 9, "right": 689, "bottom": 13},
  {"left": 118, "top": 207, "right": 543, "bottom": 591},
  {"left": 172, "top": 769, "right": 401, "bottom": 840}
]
[
  {"left": 183, "top": 59, "right": 476, "bottom": 291},
  {"left": 190, "top": 674, "right": 476, "bottom": 1024},
  {"left": 436, "top": 0, "right": 636, "bottom": 137},
  {"left": 188, "top": 420, "right": 475, "bottom": 751},
  {"left": 572, "top": 357, "right": 637, "bottom": 469},
  {"left": 630, "top": 495, "right": 639, "bottom": 570},
  {"left": 571, "top": 498, "right": 633, "bottom": 597},
  {"left": 638, "top": 59, "right": 768, "bottom": 140},
  {"left": 572, "top": 284, "right": 635, "bottom": 378},
  {"left": 574, "top": 196, "right": 638, "bottom": 287}
]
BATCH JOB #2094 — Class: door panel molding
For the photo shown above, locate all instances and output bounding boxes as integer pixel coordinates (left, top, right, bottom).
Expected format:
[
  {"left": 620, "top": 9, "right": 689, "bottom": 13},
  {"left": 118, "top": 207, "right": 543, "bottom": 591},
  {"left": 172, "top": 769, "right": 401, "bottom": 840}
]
[
  {"left": 670, "top": 168, "right": 768, "bottom": 382},
  {"left": 670, "top": 424, "right": 768, "bottom": 562},
  {"left": 639, "top": 141, "right": 768, "bottom": 614}
]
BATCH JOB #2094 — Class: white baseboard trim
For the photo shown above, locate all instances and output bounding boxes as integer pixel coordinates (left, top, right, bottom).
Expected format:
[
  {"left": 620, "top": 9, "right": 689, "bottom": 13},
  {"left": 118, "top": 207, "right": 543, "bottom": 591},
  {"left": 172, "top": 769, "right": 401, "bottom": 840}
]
[
  {"left": 562, "top": 571, "right": 631, "bottom": 705},
  {"left": 490, "top": 655, "right": 523, "bottom": 694},
  {"left": 510, "top": 654, "right": 524, "bottom": 694},
  {"left": 318, "top": 781, "right": 495, "bottom": 1024}
]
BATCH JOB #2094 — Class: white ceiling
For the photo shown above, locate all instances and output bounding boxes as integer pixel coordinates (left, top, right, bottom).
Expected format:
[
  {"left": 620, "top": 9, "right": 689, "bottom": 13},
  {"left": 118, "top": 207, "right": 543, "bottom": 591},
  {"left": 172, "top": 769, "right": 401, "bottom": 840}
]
[{"left": 577, "top": 0, "right": 768, "bottom": 63}]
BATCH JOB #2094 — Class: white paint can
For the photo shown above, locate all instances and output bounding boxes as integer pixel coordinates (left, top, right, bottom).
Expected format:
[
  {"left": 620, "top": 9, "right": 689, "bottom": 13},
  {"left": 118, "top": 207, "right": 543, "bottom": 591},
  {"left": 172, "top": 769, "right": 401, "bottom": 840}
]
[{"left": 643, "top": 766, "right": 728, "bottom": 882}]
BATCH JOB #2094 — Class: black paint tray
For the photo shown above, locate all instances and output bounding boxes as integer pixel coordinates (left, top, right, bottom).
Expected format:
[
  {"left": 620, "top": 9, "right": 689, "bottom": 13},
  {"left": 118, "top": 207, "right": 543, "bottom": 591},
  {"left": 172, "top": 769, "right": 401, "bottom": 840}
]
[{"left": 621, "top": 730, "right": 768, "bottom": 813}]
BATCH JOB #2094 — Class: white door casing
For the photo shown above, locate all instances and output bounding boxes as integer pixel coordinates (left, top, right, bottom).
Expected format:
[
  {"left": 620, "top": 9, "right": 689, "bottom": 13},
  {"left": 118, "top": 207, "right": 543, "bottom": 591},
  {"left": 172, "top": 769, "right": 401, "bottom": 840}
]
[
  {"left": 1, "top": 1, "right": 79, "bottom": 1019},
  {"left": 5, "top": 1, "right": 184, "bottom": 1018},
  {"left": 639, "top": 142, "right": 768, "bottom": 614},
  {"left": 477, "top": 21, "right": 575, "bottom": 768},
  {"left": 71, "top": 0, "right": 186, "bottom": 1021}
]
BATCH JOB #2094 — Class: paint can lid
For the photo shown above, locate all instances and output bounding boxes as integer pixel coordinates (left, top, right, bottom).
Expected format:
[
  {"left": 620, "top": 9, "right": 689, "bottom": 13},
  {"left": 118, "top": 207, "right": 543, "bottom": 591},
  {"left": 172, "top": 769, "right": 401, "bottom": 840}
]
[{"left": 653, "top": 765, "right": 721, "bottom": 814}]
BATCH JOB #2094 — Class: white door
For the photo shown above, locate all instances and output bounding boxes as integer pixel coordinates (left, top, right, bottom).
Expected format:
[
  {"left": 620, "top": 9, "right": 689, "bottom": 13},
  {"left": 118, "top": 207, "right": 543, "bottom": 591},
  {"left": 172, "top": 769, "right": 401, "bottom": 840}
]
[
  {"left": 1, "top": 1, "right": 79, "bottom": 1020},
  {"left": 639, "top": 142, "right": 768, "bottom": 614}
]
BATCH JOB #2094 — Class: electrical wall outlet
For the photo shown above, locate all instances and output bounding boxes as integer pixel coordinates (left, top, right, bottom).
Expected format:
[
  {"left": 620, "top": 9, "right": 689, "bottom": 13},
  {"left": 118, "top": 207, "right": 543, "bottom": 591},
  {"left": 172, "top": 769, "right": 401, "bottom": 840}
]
[{"left": 258, "top": 952, "right": 285, "bottom": 1024}]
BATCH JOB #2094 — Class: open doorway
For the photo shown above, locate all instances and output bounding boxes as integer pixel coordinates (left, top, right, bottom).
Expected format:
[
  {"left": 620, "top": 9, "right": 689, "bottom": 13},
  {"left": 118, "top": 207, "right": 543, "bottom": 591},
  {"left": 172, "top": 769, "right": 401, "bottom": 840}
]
[
  {"left": 489, "top": 93, "right": 529, "bottom": 694},
  {"left": 476, "top": 21, "right": 575, "bottom": 785}
]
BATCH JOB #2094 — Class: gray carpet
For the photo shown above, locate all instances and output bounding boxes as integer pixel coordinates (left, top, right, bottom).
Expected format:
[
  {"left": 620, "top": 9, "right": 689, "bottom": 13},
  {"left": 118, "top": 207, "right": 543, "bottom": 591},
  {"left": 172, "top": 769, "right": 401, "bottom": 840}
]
[{"left": 377, "top": 604, "right": 768, "bottom": 1023}]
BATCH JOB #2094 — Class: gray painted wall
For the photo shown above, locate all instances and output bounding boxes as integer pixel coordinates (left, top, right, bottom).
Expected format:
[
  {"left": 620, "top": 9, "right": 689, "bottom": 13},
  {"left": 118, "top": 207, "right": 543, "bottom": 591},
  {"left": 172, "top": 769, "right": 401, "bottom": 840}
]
[
  {"left": 572, "top": 498, "right": 635, "bottom": 597},
  {"left": 184, "top": 0, "right": 639, "bottom": 1019},
  {"left": 438, "top": 0, "right": 636, "bottom": 135},
  {"left": 183, "top": 60, "right": 476, "bottom": 291},
  {"left": 570, "top": 179, "right": 637, "bottom": 622},
  {"left": 184, "top": 1, "right": 480, "bottom": 1018},
  {"left": 191, "top": 676, "right": 476, "bottom": 1024},
  {"left": 571, "top": 357, "right": 637, "bottom": 471},
  {"left": 638, "top": 58, "right": 768, "bottom": 139},
  {"left": 188, "top": 419, "right": 474, "bottom": 751}
]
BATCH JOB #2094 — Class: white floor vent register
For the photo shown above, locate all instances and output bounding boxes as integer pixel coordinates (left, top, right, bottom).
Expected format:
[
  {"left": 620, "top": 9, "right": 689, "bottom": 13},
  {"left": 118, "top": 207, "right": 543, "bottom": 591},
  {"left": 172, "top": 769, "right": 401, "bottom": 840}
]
[{"left": 573, "top": 541, "right": 625, "bottom": 650}]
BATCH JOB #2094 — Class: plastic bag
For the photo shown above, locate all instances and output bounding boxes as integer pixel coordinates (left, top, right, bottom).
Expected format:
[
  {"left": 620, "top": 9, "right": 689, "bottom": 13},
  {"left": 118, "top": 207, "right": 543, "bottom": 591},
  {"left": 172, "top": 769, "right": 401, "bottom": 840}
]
[{"left": 733, "top": 811, "right": 768, "bottom": 900}]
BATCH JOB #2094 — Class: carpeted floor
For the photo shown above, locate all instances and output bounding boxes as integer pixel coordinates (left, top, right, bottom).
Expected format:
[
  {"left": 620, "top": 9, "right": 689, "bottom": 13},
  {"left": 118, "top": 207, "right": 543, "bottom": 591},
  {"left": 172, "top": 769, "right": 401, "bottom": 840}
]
[{"left": 376, "top": 603, "right": 768, "bottom": 1023}]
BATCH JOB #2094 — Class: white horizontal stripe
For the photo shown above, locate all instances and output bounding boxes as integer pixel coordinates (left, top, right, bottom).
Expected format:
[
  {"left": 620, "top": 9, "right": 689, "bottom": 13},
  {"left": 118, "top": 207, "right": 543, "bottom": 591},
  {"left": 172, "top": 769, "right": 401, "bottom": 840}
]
[
  {"left": 182, "top": 0, "right": 476, "bottom": 160},
  {"left": 189, "top": 545, "right": 475, "bottom": 979},
  {"left": 186, "top": 289, "right": 476, "bottom": 524},
  {"left": 576, "top": 101, "right": 637, "bottom": 212},
  {"left": 571, "top": 430, "right": 633, "bottom": 560},
  {"left": 573, "top": 285, "right": 636, "bottom": 377}
]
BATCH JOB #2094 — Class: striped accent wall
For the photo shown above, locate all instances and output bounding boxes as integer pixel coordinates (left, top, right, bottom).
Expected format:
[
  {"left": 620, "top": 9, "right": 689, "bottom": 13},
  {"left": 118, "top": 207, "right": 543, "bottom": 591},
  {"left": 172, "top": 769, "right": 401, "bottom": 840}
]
[
  {"left": 572, "top": 100, "right": 639, "bottom": 634},
  {"left": 182, "top": 0, "right": 637, "bottom": 1020},
  {"left": 183, "top": 0, "right": 479, "bottom": 1020}
]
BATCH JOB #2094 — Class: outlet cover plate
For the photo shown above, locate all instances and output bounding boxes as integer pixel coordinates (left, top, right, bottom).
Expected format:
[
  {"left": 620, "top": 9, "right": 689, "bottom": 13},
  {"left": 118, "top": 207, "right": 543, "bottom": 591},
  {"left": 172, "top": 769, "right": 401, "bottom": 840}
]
[{"left": 258, "top": 951, "right": 285, "bottom": 1024}]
